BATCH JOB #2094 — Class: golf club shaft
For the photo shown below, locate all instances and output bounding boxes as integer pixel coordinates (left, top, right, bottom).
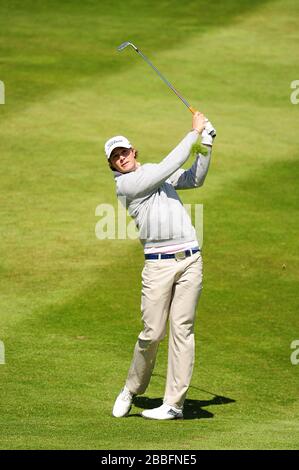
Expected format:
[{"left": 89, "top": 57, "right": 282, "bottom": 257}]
[
  {"left": 134, "top": 47, "right": 197, "bottom": 114},
  {"left": 117, "top": 42, "right": 198, "bottom": 114},
  {"left": 135, "top": 48, "right": 196, "bottom": 114}
]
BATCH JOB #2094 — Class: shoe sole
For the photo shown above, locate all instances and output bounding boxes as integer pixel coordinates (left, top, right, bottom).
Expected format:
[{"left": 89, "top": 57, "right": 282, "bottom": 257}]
[{"left": 141, "top": 413, "right": 183, "bottom": 420}]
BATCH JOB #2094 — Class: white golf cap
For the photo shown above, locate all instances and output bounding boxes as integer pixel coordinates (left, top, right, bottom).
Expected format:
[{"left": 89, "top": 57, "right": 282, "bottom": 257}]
[{"left": 104, "top": 135, "right": 132, "bottom": 160}]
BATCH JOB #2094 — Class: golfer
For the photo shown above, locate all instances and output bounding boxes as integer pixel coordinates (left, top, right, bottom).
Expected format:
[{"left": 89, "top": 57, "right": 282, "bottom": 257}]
[{"left": 105, "top": 112, "right": 216, "bottom": 420}]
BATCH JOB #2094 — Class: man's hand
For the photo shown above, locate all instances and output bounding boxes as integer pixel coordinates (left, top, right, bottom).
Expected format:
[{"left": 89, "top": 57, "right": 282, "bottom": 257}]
[{"left": 192, "top": 111, "right": 206, "bottom": 134}]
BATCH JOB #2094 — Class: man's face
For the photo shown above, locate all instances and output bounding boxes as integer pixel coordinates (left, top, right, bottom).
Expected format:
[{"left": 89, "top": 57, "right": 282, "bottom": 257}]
[{"left": 109, "top": 147, "right": 137, "bottom": 173}]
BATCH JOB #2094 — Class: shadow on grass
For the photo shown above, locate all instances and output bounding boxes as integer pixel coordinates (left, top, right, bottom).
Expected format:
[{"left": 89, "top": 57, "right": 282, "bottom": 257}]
[{"left": 131, "top": 382, "right": 235, "bottom": 420}]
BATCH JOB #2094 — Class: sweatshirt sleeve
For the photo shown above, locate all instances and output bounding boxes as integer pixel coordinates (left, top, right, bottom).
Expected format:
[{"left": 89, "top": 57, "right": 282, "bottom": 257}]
[
  {"left": 168, "top": 145, "right": 212, "bottom": 189},
  {"left": 116, "top": 130, "right": 199, "bottom": 199}
]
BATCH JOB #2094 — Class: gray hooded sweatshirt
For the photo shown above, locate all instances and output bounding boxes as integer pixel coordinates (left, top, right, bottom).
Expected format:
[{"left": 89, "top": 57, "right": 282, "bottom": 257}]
[{"left": 113, "top": 130, "right": 212, "bottom": 251}]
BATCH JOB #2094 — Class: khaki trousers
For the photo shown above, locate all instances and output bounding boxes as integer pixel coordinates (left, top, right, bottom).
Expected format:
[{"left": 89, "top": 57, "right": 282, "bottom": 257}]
[{"left": 126, "top": 251, "right": 203, "bottom": 409}]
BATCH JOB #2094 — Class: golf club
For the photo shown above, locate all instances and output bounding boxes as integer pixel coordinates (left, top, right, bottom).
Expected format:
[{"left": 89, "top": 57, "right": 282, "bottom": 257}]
[{"left": 117, "top": 41, "right": 198, "bottom": 115}]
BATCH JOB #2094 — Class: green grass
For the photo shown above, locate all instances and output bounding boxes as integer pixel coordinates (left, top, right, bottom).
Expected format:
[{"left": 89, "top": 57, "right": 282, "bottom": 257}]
[{"left": 0, "top": 0, "right": 299, "bottom": 449}]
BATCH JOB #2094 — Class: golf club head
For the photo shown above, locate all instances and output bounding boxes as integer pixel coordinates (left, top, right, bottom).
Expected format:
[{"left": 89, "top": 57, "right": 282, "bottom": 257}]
[{"left": 117, "top": 41, "right": 138, "bottom": 52}]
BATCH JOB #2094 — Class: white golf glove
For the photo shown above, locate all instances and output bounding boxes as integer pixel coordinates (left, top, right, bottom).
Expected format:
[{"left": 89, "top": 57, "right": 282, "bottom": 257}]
[{"left": 201, "top": 118, "right": 216, "bottom": 146}]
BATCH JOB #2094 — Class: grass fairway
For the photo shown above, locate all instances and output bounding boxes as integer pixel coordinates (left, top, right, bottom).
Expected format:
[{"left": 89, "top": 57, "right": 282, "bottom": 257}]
[{"left": 0, "top": 0, "right": 299, "bottom": 450}]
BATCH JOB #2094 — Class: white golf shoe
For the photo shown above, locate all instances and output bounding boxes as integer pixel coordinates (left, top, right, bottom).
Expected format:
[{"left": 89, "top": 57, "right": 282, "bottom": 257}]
[
  {"left": 141, "top": 403, "right": 183, "bottom": 420},
  {"left": 112, "top": 386, "right": 134, "bottom": 418}
]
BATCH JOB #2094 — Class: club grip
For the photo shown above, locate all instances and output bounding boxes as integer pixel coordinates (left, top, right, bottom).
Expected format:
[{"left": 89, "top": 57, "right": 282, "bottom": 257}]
[{"left": 189, "top": 106, "right": 198, "bottom": 114}]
